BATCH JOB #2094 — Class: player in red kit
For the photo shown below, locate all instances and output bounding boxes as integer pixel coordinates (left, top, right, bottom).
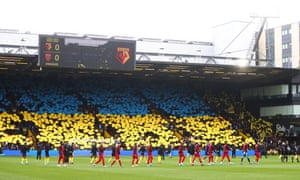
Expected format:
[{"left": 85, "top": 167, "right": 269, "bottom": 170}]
[
  {"left": 207, "top": 142, "right": 214, "bottom": 165},
  {"left": 192, "top": 143, "right": 203, "bottom": 166},
  {"left": 111, "top": 143, "right": 123, "bottom": 167},
  {"left": 131, "top": 143, "right": 139, "bottom": 167},
  {"left": 240, "top": 141, "right": 251, "bottom": 165},
  {"left": 95, "top": 142, "right": 106, "bottom": 167},
  {"left": 57, "top": 142, "right": 65, "bottom": 167},
  {"left": 254, "top": 142, "right": 260, "bottom": 164},
  {"left": 220, "top": 141, "right": 232, "bottom": 165},
  {"left": 147, "top": 142, "right": 153, "bottom": 167},
  {"left": 178, "top": 142, "right": 186, "bottom": 166}
]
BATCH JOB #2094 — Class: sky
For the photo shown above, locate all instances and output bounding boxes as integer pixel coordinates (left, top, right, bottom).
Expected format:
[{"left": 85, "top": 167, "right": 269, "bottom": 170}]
[{"left": 1, "top": 0, "right": 300, "bottom": 42}]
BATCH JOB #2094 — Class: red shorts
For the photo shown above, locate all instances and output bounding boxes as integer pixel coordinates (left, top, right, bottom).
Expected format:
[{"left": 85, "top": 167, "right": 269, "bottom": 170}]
[
  {"left": 132, "top": 154, "right": 138, "bottom": 159},
  {"left": 115, "top": 154, "right": 120, "bottom": 160}
]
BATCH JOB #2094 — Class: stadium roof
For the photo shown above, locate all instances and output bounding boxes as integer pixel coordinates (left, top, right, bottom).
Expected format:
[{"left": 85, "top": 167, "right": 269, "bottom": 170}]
[{"left": 0, "top": 53, "right": 299, "bottom": 88}]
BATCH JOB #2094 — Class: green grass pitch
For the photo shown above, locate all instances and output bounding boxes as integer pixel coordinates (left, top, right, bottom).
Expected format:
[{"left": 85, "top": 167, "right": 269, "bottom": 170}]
[{"left": 0, "top": 156, "right": 299, "bottom": 180}]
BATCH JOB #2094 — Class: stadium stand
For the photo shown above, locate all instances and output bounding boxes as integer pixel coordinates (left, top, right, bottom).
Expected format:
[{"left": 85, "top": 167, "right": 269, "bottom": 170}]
[
  {"left": 96, "top": 114, "right": 179, "bottom": 149},
  {"left": 172, "top": 115, "right": 247, "bottom": 145},
  {"left": 0, "top": 73, "right": 270, "bottom": 150},
  {"left": 0, "top": 112, "right": 31, "bottom": 149},
  {"left": 203, "top": 91, "right": 273, "bottom": 142}
]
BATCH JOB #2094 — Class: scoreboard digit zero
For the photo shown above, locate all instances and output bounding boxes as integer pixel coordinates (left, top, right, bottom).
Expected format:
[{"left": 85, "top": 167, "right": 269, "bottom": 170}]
[{"left": 38, "top": 35, "right": 136, "bottom": 71}]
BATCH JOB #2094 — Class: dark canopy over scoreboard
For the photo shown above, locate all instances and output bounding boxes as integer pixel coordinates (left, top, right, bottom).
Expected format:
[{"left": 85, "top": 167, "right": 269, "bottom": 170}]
[{"left": 38, "top": 35, "right": 136, "bottom": 71}]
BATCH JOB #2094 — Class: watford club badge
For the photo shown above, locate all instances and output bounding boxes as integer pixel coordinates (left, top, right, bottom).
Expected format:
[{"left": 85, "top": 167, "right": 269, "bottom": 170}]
[
  {"left": 45, "top": 42, "right": 52, "bottom": 51},
  {"left": 116, "top": 47, "right": 130, "bottom": 64}
]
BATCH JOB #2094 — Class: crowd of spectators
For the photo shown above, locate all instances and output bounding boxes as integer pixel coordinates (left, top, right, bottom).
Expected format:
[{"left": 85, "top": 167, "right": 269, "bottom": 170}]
[{"left": 0, "top": 73, "right": 284, "bottom": 152}]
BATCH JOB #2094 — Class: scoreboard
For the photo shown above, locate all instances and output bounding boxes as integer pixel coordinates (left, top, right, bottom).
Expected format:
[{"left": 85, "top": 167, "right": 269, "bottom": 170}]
[{"left": 38, "top": 35, "right": 136, "bottom": 71}]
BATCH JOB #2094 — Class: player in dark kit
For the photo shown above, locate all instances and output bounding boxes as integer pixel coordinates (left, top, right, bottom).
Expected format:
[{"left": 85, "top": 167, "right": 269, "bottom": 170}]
[
  {"left": 68, "top": 143, "right": 75, "bottom": 164},
  {"left": 187, "top": 142, "right": 194, "bottom": 164},
  {"left": 111, "top": 143, "right": 123, "bottom": 167},
  {"left": 215, "top": 142, "right": 222, "bottom": 163},
  {"left": 90, "top": 142, "right": 98, "bottom": 164},
  {"left": 95, "top": 142, "right": 106, "bottom": 167},
  {"left": 139, "top": 143, "right": 146, "bottom": 162},
  {"left": 167, "top": 143, "right": 173, "bottom": 158},
  {"left": 20, "top": 143, "right": 29, "bottom": 164},
  {"left": 157, "top": 144, "right": 165, "bottom": 163},
  {"left": 36, "top": 142, "right": 42, "bottom": 160},
  {"left": 203, "top": 141, "right": 209, "bottom": 161},
  {"left": 131, "top": 143, "right": 139, "bottom": 167},
  {"left": 108, "top": 143, "right": 115, "bottom": 163},
  {"left": 280, "top": 141, "right": 289, "bottom": 163},
  {"left": 178, "top": 142, "right": 186, "bottom": 166},
  {"left": 63, "top": 143, "right": 72, "bottom": 166},
  {"left": 291, "top": 141, "right": 299, "bottom": 163},
  {"left": 44, "top": 142, "right": 51, "bottom": 165},
  {"left": 231, "top": 143, "right": 236, "bottom": 159}
]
